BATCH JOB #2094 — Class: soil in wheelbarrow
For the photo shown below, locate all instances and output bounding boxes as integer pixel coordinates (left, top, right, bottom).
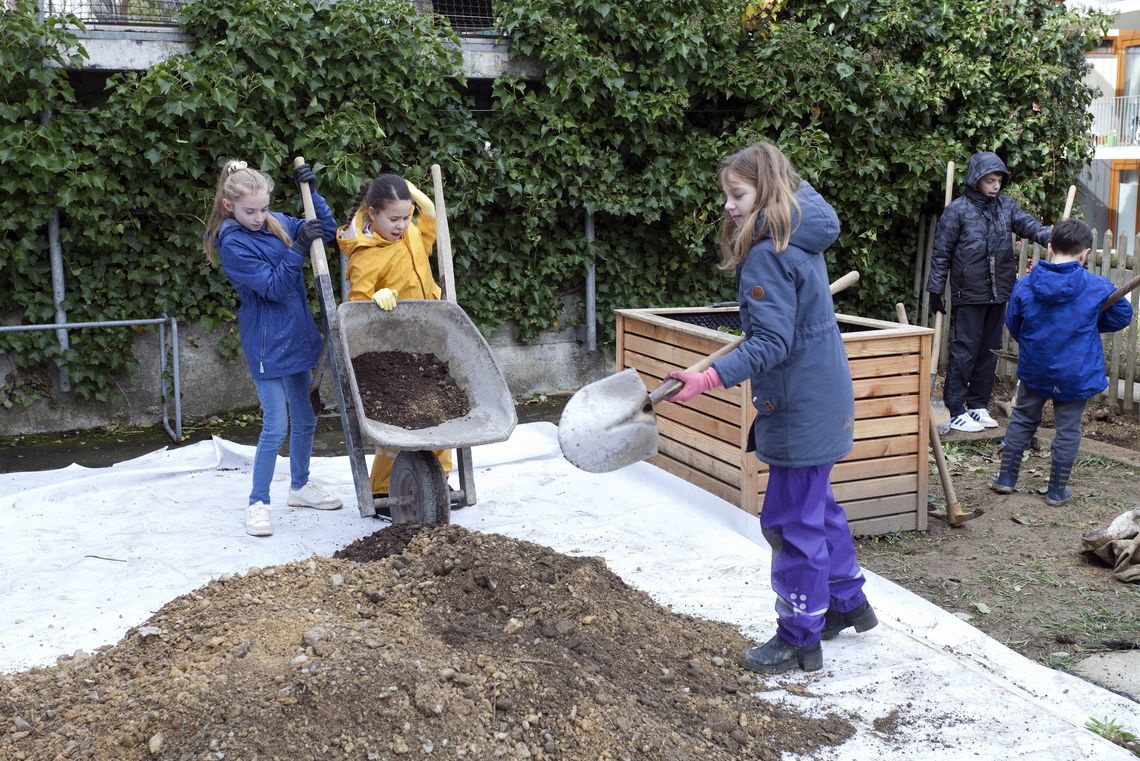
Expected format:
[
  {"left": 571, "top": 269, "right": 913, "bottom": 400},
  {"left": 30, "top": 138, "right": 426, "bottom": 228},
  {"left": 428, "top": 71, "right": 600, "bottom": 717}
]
[
  {"left": 354, "top": 350, "right": 471, "bottom": 429},
  {"left": 2, "top": 525, "right": 857, "bottom": 761}
]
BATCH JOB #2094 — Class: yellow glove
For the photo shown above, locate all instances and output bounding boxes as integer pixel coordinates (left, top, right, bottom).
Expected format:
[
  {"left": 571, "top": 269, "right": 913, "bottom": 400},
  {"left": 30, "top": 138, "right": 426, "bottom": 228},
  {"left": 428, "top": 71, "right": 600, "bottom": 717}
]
[
  {"left": 372, "top": 287, "right": 398, "bottom": 311},
  {"left": 406, "top": 181, "right": 436, "bottom": 219}
]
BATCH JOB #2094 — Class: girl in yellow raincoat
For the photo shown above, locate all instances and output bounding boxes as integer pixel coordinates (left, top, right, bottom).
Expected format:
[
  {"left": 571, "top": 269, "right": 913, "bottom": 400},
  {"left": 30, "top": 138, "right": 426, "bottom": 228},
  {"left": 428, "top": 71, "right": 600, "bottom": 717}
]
[{"left": 336, "top": 174, "right": 451, "bottom": 501}]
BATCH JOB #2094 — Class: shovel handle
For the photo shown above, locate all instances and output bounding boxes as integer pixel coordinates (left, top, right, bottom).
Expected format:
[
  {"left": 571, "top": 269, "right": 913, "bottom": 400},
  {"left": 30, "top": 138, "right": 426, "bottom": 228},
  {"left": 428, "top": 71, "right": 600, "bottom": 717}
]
[
  {"left": 650, "top": 270, "right": 861, "bottom": 404},
  {"left": 293, "top": 156, "right": 330, "bottom": 278},
  {"left": 1103, "top": 272, "right": 1140, "bottom": 312}
]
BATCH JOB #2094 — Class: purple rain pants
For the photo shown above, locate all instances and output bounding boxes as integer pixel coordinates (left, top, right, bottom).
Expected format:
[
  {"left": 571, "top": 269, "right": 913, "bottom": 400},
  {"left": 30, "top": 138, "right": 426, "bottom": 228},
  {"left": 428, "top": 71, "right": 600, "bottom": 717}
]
[{"left": 761, "top": 463, "right": 868, "bottom": 647}]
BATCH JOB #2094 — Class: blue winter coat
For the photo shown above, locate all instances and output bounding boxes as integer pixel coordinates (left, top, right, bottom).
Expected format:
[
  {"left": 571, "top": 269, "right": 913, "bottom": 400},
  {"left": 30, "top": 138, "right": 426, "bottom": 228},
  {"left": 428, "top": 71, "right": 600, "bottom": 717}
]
[
  {"left": 712, "top": 182, "right": 855, "bottom": 468},
  {"left": 1006, "top": 260, "right": 1133, "bottom": 401},
  {"left": 217, "top": 192, "right": 338, "bottom": 380},
  {"left": 926, "top": 152, "right": 1051, "bottom": 304}
]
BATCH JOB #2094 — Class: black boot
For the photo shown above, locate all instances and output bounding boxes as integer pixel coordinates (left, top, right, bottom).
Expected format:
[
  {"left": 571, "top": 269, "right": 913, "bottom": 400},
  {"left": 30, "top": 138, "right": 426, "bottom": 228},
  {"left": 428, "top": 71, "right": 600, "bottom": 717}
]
[
  {"left": 741, "top": 635, "right": 822, "bottom": 674},
  {"left": 990, "top": 446, "right": 1023, "bottom": 494},
  {"left": 821, "top": 600, "right": 879, "bottom": 641},
  {"left": 1045, "top": 460, "right": 1074, "bottom": 506}
]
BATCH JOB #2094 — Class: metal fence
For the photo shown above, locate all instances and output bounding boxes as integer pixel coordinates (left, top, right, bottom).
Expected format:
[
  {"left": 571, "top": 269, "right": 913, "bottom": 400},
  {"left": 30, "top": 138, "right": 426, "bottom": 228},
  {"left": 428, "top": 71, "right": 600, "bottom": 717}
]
[
  {"left": 1089, "top": 94, "right": 1140, "bottom": 147},
  {"left": 38, "top": 0, "right": 497, "bottom": 33},
  {"left": 914, "top": 214, "right": 1140, "bottom": 417}
]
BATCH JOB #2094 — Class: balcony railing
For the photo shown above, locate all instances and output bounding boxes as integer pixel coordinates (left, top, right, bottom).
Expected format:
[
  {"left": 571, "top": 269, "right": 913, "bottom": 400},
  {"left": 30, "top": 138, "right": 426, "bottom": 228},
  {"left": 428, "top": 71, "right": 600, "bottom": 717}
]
[
  {"left": 1090, "top": 94, "right": 1140, "bottom": 146},
  {"left": 37, "top": 0, "right": 496, "bottom": 34}
]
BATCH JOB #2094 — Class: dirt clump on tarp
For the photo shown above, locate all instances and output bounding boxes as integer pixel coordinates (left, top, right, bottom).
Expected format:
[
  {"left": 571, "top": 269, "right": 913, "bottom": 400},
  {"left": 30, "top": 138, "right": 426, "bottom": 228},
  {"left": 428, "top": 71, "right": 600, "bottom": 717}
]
[
  {"left": 0, "top": 525, "right": 854, "bottom": 760},
  {"left": 354, "top": 350, "right": 471, "bottom": 429}
]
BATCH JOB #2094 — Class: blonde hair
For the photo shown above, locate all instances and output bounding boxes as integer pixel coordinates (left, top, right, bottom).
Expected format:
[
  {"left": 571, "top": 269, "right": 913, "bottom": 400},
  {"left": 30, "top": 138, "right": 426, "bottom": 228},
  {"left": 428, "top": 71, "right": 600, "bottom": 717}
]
[
  {"left": 717, "top": 142, "right": 802, "bottom": 269},
  {"left": 203, "top": 160, "right": 292, "bottom": 265}
]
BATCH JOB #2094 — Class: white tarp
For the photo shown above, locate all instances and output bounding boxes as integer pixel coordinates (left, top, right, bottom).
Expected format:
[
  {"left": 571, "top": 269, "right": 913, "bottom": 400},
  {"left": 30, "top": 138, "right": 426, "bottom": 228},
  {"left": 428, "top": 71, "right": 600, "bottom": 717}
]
[{"left": 2, "top": 423, "right": 1136, "bottom": 759}]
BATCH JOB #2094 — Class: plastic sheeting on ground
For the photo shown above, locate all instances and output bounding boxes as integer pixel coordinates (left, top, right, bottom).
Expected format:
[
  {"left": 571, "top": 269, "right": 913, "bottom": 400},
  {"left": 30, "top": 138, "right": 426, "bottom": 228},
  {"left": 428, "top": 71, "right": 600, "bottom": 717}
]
[{"left": 2, "top": 423, "right": 1137, "bottom": 759}]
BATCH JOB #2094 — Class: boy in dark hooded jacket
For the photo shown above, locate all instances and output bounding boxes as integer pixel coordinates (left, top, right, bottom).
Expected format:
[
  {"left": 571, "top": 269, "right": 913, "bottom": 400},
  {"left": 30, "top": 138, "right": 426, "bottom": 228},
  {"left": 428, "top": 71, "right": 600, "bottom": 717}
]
[
  {"left": 990, "top": 218, "right": 1132, "bottom": 505},
  {"left": 926, "top": 152, "right": 1052, "bottom": 434}
]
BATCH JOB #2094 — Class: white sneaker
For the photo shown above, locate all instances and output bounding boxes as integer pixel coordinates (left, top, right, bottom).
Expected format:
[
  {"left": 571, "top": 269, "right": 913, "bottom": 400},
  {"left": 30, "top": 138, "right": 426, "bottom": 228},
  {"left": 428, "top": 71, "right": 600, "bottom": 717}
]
[
  {"left": 245, "top": 502, "right": 272, "bottom": 536},
  {"left": 967, "top": 407, "right": 999, "bottom": 428},
  {"left": 948, "top": 414, "right": 985, "bottom": 433},
  {"left": 287, "top": 481, "right": 343, "bottom": 510}
]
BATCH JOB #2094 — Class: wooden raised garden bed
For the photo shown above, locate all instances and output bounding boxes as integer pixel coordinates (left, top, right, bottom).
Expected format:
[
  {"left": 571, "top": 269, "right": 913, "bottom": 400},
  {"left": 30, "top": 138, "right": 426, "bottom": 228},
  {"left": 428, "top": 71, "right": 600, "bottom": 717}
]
[{"left": 616, "top": 307, "right": 933, "bottom": 536}]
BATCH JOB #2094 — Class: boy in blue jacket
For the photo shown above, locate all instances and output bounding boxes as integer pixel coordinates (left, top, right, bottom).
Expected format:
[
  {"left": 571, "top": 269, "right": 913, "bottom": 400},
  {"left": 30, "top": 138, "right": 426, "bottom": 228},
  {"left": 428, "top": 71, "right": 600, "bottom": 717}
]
[
  {"left": 991, "top": 218, "right": 1133, "bottom": 505},
  {"left": 926, "top": 152, "right": 1052, "bottom": 434}
]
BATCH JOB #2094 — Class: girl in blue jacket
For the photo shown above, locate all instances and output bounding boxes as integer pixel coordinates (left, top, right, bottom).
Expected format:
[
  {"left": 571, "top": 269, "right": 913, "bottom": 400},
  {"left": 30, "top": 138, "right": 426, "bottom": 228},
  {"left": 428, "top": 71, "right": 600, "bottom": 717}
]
[
  {"left": 204, "top": 160, "right": 343, "bottom": 537},
  {"left": 669, "top": 142, "right": 875, "bottom": 674},
  {"left": 991, "top": 218, "right": 1133, "bottom": 505}
]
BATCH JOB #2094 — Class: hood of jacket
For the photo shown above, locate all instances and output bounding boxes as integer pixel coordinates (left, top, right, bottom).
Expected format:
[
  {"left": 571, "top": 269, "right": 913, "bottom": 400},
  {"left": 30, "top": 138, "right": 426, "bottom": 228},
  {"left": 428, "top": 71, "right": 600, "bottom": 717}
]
[
  {"left": 337, "top": 207, "right": 405, "bottom": 259},
  {"left": 750, "top": 181, "right": 840, "bottom": 255},
  {"left": 965, "top": 151, "right": 1009, "bottom": 192},
  {"left": 1028, "top": 260, "right": 1087, "bottom": 305}
]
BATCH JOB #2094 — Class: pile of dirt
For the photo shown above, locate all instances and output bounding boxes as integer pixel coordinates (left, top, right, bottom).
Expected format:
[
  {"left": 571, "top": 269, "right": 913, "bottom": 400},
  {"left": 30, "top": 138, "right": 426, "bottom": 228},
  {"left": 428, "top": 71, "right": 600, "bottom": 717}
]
[
  {"left": 1, "top": 525, "right": 854, "bottom": 760},
  {"left": 354, "top": 351, "right": 471, "bottom": 429}
]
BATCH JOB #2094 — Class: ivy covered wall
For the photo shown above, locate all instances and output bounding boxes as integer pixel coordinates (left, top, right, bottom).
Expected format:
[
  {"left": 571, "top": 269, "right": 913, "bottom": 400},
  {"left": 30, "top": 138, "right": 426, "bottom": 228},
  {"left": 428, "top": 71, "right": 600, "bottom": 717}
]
[{"left": 0, "top": 0, "right": 1106, "bottom": 403}]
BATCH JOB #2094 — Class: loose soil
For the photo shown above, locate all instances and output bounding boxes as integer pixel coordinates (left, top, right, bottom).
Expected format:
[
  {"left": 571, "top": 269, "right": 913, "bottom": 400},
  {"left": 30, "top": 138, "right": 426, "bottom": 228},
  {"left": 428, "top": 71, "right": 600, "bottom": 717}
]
[
  {"left": 1, "top": 525, "right": 856, "bottom": 761},
  {"left": 354, "top": 351, "right": 471, "bottom": 430},
  {"left": 857, "top": 382, "right": 1140, "bottom": 670}
]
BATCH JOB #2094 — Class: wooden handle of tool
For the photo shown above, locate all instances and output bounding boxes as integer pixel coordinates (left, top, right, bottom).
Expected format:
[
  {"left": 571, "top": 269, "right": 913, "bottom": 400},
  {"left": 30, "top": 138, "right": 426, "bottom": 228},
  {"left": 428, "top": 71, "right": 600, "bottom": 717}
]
[
  {"left": 1102, "top": 272, "right": 1140, "bottom": 312},
  {"left": 650, "top": 271, "right": 861, "bottom": 404},
  {"left": 944, "top": 161, "right": 955, "bottom": 209},
  {"left": 1062, "top": 185, "right": 1076, "bottom": 220},
  {"left": 293, "top": 157, "right": 330, "bottom": 278},
  {"left": 430, "top": 164, "right": 457, "bottom": 304},
  {"left": 895, "top": 302, "right": 908, "bottom": 324},
  {"left": 930, "top": 311, "right": 944, "bottom": 369},
  {"left": 929, "top": 416, "right": 961, "bottom": 516}
]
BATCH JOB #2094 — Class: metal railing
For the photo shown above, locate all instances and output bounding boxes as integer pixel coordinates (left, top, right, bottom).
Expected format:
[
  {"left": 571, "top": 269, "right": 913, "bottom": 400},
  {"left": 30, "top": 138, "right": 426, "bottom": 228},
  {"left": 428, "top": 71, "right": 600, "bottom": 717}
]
[
  {"left": 1089, "top": 95, "right": 1140, "bottom": 146},
  {"left": 38, "top": 0, "right": 497, "bottom": 34}
]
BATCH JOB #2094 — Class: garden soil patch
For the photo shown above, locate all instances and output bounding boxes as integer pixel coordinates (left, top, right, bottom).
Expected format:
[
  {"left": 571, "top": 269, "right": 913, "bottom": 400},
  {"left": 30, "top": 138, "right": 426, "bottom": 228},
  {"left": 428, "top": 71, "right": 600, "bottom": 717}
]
[
  {"left": 1, "top": 525, "right": 857, "bottom": 761},
  {"left": 353, "top": 351, "right": 471, "bottom": 430}
]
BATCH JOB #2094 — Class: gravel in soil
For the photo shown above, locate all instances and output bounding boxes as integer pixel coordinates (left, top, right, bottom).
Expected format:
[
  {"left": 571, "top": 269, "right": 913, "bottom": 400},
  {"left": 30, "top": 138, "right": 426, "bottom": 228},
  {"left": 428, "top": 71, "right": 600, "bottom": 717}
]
[
  {"left": 857, "top": 389, "right": 1140, "bottom": 667},
  {"left": 353, "top": 351, "right": 471, "bottom": 430},
  {"left": 1, "top": 525, "right": 857, "bottom": 761}
]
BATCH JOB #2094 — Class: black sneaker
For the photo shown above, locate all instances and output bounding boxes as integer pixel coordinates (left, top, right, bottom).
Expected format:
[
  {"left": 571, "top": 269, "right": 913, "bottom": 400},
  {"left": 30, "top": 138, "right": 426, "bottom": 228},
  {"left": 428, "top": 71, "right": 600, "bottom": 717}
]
[
  {"left": 741, "top": 635, "right": 823, "bottom": 674},
  {"left": 821, "top": 601, "right": 878, "bottom": 641}
]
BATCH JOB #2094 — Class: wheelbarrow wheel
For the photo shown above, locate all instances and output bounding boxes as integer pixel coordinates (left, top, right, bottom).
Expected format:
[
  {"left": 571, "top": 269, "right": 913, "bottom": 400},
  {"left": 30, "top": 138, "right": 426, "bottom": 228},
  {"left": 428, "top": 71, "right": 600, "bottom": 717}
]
[{"left": 389, "top": 450, "right": 450, "bottom": 526}]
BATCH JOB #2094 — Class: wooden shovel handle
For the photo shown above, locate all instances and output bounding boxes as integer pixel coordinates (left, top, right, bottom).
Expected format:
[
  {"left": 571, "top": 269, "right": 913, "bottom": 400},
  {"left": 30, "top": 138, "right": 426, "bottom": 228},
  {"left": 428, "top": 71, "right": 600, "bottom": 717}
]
[
  {"left": 944, "top": 161, "right": 955, "bottom": 209},
  {"left": 650, "top": 270, "right": 861, "bottom": 404},
  {"left": 1062, "top": 184, "right": 1076, "bottom": 220},
  {"left": 1103, "top": 273, "right": 1140, "bottom": 312},
  {"left": 293, "top": 156, "right": 330, "bottom": 278}
]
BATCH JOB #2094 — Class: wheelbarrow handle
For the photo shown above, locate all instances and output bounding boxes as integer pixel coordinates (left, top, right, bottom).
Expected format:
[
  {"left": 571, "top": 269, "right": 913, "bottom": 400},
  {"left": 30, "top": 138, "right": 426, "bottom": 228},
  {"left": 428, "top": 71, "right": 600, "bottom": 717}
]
[{"left": 650, "top": 270, "right": 861, "bottom": 405}]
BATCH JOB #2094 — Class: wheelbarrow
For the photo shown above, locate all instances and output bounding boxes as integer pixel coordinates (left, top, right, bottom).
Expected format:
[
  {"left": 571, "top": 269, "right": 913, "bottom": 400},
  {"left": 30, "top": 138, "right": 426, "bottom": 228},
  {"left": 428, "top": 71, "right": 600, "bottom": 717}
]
[
  {"left": 336, "top": 299, "right": 516, "bottom": 524},
  {"left": 295, "top": 157, "right": 515, "bottom": 524}
]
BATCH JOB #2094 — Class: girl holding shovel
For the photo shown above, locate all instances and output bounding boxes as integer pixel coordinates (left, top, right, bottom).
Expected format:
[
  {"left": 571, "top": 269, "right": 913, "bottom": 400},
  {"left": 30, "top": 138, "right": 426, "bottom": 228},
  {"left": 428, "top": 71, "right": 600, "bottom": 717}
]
[
  {"left": 335, "top": 174, "right": 452, "bottom": 505},
  {"left": 668, "top": 142, "right": 876, "bottom": 674},
  {"left": 205, "top": 160, "right": 344, "bottom": 537}
]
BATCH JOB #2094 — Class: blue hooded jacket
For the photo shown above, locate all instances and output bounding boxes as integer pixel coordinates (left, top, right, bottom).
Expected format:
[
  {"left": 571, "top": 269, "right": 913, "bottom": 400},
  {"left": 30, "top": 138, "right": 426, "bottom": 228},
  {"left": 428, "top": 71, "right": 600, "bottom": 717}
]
[
  {"left": 712, "top": 182, "right": 854, "bottom": 468},
  {"left": 217, "top": 191, "right": 337, "bottom": 380},
  {"left": 1007, "top": 260, "right": 1133, "bottom": 401},
  {"left": 926, "top": 152, "right": 1052, "bottom": 304}
]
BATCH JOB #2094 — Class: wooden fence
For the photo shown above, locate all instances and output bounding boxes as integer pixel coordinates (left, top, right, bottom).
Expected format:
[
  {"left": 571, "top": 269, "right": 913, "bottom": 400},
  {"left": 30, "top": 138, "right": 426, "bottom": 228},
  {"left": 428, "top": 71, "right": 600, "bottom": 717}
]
[{"left": 913, "top": 214, "right": 1140, "bottom": 418}]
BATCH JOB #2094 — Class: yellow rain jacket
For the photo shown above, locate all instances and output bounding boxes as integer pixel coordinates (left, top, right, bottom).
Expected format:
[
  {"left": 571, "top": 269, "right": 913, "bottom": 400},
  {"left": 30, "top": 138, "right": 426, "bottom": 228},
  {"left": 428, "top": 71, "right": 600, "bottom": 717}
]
[
  {"left": 335, "top": 205, "right": 450, "bottom": 496},
  {"left": 337, "top": 206, "right": 441, "bottom": 302}
]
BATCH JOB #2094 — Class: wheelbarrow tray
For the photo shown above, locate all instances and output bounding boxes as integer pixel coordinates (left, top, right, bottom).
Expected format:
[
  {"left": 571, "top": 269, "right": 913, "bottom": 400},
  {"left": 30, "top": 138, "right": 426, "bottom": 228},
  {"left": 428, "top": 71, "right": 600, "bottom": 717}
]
[{"left": 336, "top": 300, "right": 517, "bottom": 450}]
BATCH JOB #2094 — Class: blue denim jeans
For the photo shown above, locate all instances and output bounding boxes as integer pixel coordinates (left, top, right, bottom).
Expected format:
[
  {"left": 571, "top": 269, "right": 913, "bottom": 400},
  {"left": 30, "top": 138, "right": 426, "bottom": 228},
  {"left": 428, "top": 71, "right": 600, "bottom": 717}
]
[{"left": 250, "top": 370, "right": 316, "bottom": 505}]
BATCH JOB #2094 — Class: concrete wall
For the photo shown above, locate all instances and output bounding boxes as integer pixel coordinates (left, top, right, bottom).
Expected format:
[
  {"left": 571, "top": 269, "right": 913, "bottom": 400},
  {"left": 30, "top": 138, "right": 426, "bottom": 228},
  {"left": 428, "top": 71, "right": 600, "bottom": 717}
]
[{"left": 0, "top": 318, "right": 611, "bottom": 437}]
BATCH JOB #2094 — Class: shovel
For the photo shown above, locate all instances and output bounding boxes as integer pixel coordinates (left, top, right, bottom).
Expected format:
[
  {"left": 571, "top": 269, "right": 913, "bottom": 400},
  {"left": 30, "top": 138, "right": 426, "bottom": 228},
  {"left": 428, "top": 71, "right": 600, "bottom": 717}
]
[{"left": 558, "top": 270, "right": 860, "bottom": 473}]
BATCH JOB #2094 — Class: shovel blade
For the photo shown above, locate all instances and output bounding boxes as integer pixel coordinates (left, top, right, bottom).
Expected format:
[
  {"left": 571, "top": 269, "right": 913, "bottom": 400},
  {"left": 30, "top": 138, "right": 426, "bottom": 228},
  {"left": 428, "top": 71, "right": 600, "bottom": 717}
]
[{"left": 557, "top": 368, "right": 660, "bottom": 473}]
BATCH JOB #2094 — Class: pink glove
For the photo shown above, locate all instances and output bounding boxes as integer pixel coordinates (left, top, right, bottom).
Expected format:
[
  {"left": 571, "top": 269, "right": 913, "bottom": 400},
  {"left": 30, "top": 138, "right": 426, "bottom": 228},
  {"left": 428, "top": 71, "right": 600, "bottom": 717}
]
[{"left": 666, "top": 367, "right": 722, "bottom": 403}]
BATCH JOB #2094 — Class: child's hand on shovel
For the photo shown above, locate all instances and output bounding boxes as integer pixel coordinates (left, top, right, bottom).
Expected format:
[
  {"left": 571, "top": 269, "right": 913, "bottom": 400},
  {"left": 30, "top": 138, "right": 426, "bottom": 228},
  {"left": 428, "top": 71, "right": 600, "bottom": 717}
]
[{"left": 666, "top": 367, "right": 722, "bottom": 403}]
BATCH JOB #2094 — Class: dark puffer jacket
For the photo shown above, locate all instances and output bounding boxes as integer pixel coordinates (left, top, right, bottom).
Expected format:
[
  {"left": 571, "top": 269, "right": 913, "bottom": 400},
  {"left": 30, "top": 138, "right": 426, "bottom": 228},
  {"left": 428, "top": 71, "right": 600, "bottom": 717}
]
[{"left": 926, "top": 152, "right": 1051, "bottom": 305}]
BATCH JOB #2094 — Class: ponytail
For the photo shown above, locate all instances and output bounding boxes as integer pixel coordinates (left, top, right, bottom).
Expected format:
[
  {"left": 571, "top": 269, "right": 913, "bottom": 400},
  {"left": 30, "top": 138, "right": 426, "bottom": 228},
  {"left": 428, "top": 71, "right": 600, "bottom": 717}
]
[{"left": 203, "top": 160, "right": 292, "bottom": 265}]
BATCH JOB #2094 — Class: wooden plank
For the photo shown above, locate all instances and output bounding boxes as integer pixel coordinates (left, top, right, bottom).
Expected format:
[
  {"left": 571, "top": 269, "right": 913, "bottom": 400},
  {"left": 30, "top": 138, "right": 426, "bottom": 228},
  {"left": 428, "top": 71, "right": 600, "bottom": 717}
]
[
  {"left": 615, "top": 313, "right": 627, "bottom": 374},
  {"left": 624, "top": 318, "right": 728, "bottom": 356},
  {"left": 843, "top": 335, "right": 925, "bottom": 359},
  {"left": 832, "top": 474, "right": 918, "bottom": 503},
  {"left": 844, "top": 434, "right": 920, "bottom": 461},
  {"left": 849, "top": 353, "right": 922, "bottom": 379},
  {"left": 657, "top": 416, "right": 741, "bottom": 466},
  {"left": 623, "top": 349, "right": 741, "bottom": 405},
  {"left": 852, "top": 374, "right": 921, "bottom": 399},
  {"left": 755, "top": 456, "right": 922, "bottom": 492},
  {"left": 851, "top": 511, "right": 920, "bottom": 537},
  {"left": 648, "top": 452, "right": 744, "bottom": 509},
  {"left": 634, "top": 369, "right": 741, "bottom": 425},
  {"left": 854, "top": 415, "right": 920, "bottom": 439},
  {"left": 854, "top": 395, "right": 920, "bottom": 419},
  {"left": 616, "top": 309, "right": 736, "bottom": 343},
  {"left": 655, "top": 402, "right": 741, "bottom": 451},
  {"left": 659, "top": 434, "right": 744, "bottom": 487},
  {"left": 841, "top": 492, "right": 919, "bottom": 522},
  {"left": 624, "top": 333, "right": 717, "bottom": 371}
]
